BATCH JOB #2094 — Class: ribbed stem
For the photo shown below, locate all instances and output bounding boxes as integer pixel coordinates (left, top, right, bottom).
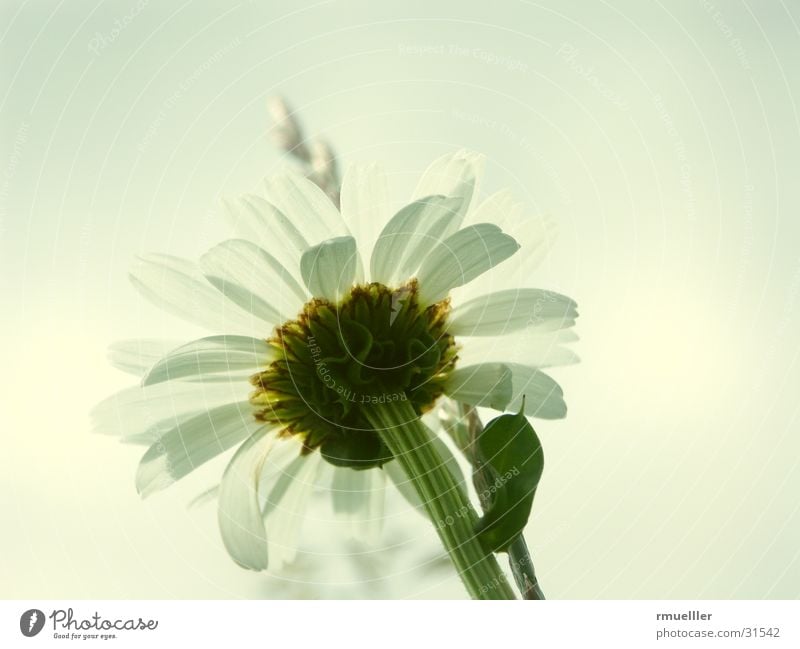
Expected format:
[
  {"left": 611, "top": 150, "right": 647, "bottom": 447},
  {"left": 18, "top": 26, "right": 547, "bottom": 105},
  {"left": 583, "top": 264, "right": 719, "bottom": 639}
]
[{"left": 365, "top": 400, "right": 516, "bottom": 600}]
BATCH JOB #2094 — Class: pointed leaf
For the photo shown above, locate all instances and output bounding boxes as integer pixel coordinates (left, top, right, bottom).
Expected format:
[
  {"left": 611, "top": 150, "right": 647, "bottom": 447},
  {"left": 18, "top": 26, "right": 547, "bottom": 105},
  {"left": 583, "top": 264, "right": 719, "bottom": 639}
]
[{"left": 473, "top": 405, "right": 544, "bottom": 553}]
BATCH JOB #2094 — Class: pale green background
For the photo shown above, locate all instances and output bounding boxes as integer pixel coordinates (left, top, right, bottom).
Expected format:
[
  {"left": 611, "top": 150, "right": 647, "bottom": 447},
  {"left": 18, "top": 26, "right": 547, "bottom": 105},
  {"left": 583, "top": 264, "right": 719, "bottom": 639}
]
[{"left": 1, "top": 0, "right": 799, "bottom": 599}]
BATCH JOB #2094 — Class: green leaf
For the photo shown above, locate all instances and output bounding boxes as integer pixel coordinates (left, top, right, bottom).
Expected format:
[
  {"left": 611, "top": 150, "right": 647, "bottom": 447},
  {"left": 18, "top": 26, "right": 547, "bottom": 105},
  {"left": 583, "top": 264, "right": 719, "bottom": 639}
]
[{"left": 473, "top": 403, "right": 544, "bottom": 553}]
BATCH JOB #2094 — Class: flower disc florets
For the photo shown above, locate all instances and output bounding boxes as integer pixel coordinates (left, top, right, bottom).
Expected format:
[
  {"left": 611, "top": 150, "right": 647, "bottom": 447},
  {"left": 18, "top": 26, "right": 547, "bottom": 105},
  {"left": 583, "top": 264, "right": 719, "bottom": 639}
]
[{"left": 249, "top": 280, "right": 458, "bottom": 469}]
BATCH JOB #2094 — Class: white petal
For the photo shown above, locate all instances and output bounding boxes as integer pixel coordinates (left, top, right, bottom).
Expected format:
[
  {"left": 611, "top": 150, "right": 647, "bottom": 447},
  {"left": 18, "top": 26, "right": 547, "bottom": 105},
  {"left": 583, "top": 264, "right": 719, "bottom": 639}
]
[
  {"left": 107, "top": 339, "right": 180, "bottom": 377},
  {"left": 444, "top": 363, "right": 513, "bottom": 410},
  {"left": 458, "top": 332, "right": 580, "bottom": 369},
  {"left": 223, "top": 194, "right": 308, "bottom": 275},
  {"left": 340, "top": 163, "right": 390, "bottom": 267},
  {"left": 142, "top": 335, "right": 274, "bottom": 386},
  {"left": 218, "top": 429, "right": 275, "bottom": 571},
  {"left": 449, "top": 288, "right": 578, "bottom": 336},
  {"left": 331, "top": 468, "right": 385, "bottom": 544},
  {"left": 416, "top": 224, "right": 520, "bottom": 304},
  {"left": 262, "top": 451, "right": 322, "bottom": 569},
  {"left": 450, "top": 192, "right": 558, "bottom": 304},
  {"left": 413, "top": 149, "right": 485, "bottom": 220},
  {"left": 465, "top": 191, "right": 559, "bottom": 283},
  {"left": 263, "top": 172, "right": 347, "bottom": 245},
  {"left": 129, "top": 253, "right": 266, "bottom": 336},
  {"left": 465, "top": 189, "right": 515, "bottom": 225},
  {"left": 398, "top": 202, "right": 470, "bottom": 280},
  {"left": 200, "top": 239, "right": 307, "bottom": 325},
  {"left": 188, "top": 485, "right": 219, "bottom": 509},
  {"left": 556, "top": 330, "right": 579, "bottom": 344},
  {"left": 505, "top": 363, "right": 567, "bottom": 418},
  {"left": 300, "top": 235, "right": 359, "bottom": 301},
  {"left": 502, "top": 214, "right": 557, "bottom": 276},
  {"left": 136, "top": 401, "right": 261, "bottom": 496},
  {"left": 92, "top": 380, "right": 246, "bottom": 443},
  {"left": 449, "top": 363, "right": 567, "bottom": 418},
  {"left": 370, "top": 195, "right": 463, "bottom": 285}
]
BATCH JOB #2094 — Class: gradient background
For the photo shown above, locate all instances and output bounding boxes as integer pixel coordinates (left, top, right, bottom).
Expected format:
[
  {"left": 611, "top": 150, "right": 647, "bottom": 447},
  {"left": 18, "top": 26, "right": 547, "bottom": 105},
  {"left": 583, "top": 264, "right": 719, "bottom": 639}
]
[{"left": 2, "top": 0, "right": 799, "bottom": 599}]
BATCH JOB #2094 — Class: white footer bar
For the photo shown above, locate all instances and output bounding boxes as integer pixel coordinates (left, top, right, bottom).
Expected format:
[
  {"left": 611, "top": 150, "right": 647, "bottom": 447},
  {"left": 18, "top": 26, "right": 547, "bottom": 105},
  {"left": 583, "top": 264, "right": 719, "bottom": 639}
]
[{"left": 1, "top": 600, "right": 797, "bottom": 648}]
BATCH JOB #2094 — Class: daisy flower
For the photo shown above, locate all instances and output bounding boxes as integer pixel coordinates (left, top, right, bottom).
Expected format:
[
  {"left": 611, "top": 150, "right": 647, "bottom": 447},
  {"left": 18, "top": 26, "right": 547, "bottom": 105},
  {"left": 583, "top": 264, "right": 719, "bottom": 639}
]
[{"left": 94, "top": 150, "right": 578, "bottom": 599}]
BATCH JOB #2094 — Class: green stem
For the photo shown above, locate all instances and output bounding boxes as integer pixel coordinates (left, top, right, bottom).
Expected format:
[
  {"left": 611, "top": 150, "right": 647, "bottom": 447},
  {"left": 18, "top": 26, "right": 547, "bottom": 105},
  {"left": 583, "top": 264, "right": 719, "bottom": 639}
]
[
  {"left": 365, "top": 399, "right": 516, "bottom": 600},
  {"left": 507, "top": 536, "right": 545, "bottom": 600}
]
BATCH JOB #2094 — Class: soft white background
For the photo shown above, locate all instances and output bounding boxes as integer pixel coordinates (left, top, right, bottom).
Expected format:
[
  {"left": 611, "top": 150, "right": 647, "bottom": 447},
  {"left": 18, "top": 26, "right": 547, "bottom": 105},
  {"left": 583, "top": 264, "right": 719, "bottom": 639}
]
[{"left": 1, "top": 0, "right": 798, "bottom": 598}]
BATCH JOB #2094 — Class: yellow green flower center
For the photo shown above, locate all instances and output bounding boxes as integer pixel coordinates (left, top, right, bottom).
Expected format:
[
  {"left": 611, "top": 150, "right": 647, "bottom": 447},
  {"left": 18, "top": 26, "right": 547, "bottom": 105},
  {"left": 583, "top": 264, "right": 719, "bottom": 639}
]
[{"left": 249, "top": 281, "right": 458, "bottom": 469}]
